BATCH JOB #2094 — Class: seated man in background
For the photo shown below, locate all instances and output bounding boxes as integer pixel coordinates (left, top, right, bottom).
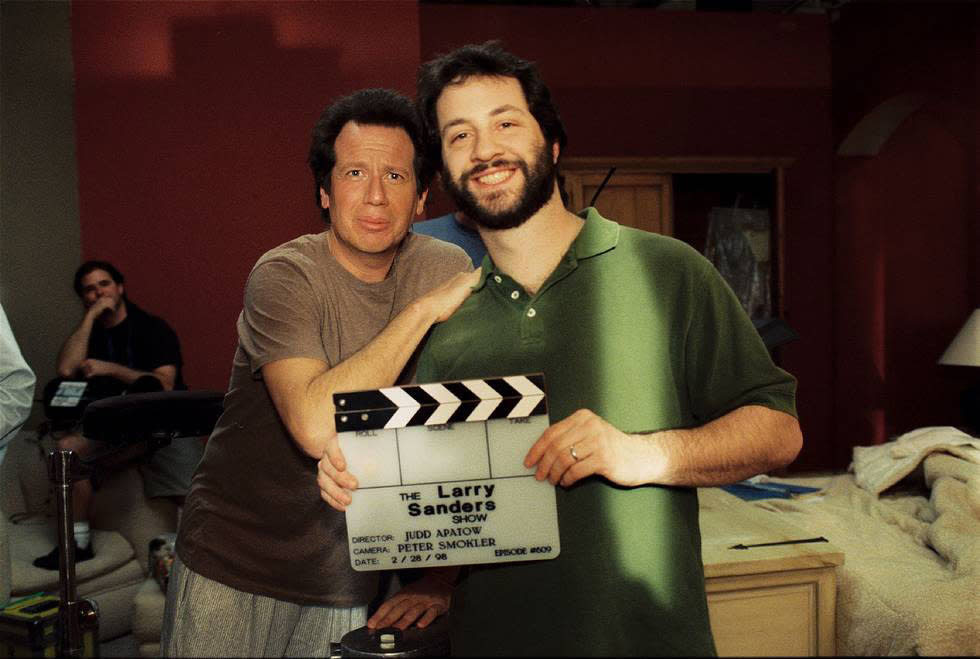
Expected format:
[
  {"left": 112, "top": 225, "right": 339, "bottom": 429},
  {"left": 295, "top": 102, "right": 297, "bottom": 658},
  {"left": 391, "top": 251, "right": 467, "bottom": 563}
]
[
  {"left": 34, "top": 259, "right": 203, "bottom": 569},
  {"left": 56, "top": 260, "right": 183, "bottom": 394}
]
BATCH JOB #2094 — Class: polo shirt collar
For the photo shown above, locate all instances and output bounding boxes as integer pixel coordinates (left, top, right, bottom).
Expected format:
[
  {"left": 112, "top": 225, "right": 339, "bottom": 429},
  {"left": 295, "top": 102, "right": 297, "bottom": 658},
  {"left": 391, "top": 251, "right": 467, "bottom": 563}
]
[
  {"left": 473, "top": 207, "right": 620, "bottom": 291},
  {"left": 572, "top": 207, "right": 620, "bottom": 260},
  {"left": 474, "top": 253, "right": 494, "bottom": 290}
]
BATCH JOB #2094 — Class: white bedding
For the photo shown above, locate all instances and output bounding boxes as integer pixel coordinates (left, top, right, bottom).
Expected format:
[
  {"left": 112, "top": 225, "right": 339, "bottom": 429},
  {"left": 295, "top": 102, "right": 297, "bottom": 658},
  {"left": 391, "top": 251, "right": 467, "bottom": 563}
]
[
  {"left": 753, "top": 428, "right": 980, "bottom": 656},
  {"left": 850, "top": 425, "right": 980, "bottom": 494}
]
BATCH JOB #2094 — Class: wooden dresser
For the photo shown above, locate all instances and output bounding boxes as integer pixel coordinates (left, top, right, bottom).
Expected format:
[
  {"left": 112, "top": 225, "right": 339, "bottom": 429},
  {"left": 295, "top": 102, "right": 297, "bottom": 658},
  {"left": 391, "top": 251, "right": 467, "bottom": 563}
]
[{"left": 698, "top": 487, "right": 844, "bottom": 657}]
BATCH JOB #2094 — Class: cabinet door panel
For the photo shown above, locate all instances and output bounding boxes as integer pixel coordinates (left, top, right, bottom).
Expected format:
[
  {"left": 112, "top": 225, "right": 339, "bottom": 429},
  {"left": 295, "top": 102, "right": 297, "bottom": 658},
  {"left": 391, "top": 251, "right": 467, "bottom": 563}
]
[
  {"left": 707, "top": 582, "right": 817, "bottom": 657},
  {"left": 567, "top": 171, "right": 672, "bottom": 235}
]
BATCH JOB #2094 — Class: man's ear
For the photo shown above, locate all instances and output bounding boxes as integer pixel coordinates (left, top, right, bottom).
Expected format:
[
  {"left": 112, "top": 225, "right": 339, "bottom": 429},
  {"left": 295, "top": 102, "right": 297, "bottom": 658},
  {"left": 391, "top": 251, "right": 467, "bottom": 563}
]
[
  {"left": 552, "top": 141, "right": 560, "bottom": 164},
  {"left": 415, "top": 189, "right": 429, "bottom": 217},
  {"left": 319, "top": 186, "right": 330, "bottom": 210}
]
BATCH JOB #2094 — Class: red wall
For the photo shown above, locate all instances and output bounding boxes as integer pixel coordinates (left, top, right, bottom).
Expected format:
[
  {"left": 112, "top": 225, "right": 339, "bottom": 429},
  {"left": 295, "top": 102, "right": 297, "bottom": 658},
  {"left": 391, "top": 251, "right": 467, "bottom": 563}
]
[
  {"left": 422, "top": 5, "right": 836, "bottom": 471},
  {"left": 831, "top": 2, "right": 978, "bottom": 462},
  {"left": 70, "top": 1, "right": 976, "bottom": 471},
  {"left": 71, "top": 0, "right": 421, "bottom": 391}
]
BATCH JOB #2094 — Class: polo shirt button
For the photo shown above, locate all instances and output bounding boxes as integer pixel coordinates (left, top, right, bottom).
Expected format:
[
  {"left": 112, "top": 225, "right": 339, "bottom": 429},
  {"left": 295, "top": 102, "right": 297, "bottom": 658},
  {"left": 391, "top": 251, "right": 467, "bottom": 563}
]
[
  {"left": 526, "top": 308, "right": 537, "bottom": 318},
  {"left": 493, "top": 275, "right": 502, "bottom": 284},
  {"left": 510, "top": 291, "right": 520, "bottom": 300}
]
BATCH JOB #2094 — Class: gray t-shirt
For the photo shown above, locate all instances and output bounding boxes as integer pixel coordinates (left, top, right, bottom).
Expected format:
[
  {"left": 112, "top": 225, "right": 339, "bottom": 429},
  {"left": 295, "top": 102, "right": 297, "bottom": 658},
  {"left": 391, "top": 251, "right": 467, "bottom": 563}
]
[{"left": 177, "top": 230, "right": 471, "bottom": 606}]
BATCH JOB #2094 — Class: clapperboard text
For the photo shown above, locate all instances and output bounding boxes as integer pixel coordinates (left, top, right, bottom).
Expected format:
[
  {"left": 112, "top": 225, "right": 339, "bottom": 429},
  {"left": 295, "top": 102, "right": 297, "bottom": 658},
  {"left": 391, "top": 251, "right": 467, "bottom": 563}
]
[{"left": 335, "top": 374, "right": 561, "bottom": 570}]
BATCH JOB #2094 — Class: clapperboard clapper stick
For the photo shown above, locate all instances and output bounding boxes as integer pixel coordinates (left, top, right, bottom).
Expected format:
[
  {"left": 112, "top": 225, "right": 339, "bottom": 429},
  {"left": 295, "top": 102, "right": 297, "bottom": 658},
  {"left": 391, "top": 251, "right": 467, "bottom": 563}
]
[
  {"left": 334, "top": 375, "right": 548, "bottom": 431},
  {"left": 729, "top": 536, "right": 828, "bottom": 550},
  {"left": 334, "top": 374, "right": 561, "bottom": 571}
]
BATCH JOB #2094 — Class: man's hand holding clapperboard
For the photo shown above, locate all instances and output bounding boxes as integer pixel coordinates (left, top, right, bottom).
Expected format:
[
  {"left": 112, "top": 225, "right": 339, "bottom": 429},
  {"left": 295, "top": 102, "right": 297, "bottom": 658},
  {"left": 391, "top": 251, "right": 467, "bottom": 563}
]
[{"left": 333, "top": 374, "right": 560, "bottom": 570}]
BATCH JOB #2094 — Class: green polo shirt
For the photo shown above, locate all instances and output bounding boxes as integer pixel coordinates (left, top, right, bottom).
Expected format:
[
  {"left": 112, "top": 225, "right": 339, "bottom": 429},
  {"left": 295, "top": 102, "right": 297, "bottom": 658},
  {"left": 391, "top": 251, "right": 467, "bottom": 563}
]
[{"left": 417, "top": 208, "right": 797, "bottom": 657}]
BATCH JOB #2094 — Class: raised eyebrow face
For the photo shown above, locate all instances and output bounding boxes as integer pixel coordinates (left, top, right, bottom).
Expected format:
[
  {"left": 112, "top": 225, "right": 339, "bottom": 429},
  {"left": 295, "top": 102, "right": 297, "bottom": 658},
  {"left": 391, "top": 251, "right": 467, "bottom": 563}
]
[{"left": 334, "top": 160, "right": 413, "bottom": 178}]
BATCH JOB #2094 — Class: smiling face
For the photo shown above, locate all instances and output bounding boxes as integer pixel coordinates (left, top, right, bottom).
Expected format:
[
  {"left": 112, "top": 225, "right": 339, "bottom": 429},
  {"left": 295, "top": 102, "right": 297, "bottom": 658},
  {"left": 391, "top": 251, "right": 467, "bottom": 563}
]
[
  {"left": 436, "top": 76, "right": 558, "bottom": 230},
  {"left": 320, "top": 122, "right": 426, "bottom": 268}
]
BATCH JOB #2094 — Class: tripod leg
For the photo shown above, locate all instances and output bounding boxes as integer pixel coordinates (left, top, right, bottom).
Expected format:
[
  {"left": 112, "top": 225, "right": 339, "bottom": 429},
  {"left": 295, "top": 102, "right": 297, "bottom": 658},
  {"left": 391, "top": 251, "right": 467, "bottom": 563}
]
[{"left": 50, "top": 449, "right": 83, "bottom": 656}]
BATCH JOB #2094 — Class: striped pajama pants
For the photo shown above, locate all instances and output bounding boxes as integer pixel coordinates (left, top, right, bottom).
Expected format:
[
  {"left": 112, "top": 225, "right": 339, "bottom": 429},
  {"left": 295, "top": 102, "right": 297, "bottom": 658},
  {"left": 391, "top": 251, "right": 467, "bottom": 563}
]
[{"left": 161, "top": 556, "right": 367, "bottom": 657}]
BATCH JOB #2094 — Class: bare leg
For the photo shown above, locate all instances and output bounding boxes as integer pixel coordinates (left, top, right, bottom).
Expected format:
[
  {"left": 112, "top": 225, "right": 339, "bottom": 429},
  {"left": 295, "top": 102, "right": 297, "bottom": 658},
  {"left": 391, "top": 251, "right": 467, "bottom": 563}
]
[
  {"left": 72, "top": 480, "right": 93, "bottom": 522},
  {"left": 33, "top": 432, "right": 97, "bottom": 569},
  {"left": 56, "top": 433, "right": 95, "bottom": 522}
]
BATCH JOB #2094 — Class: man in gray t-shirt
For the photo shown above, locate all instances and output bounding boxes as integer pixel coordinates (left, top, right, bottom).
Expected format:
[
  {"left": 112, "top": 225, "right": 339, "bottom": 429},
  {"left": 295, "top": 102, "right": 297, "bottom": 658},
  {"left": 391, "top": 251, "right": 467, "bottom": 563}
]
[{"left": 162, "top": 89, "right": 475, "bottom": 657}]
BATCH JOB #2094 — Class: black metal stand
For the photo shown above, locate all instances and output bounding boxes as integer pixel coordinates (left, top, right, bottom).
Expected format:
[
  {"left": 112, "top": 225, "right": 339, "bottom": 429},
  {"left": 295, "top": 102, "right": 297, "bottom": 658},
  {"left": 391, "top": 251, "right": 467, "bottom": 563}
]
[
  {"left": 47, "top": 389, "right": 224, "bottom": 656},
  {"left": 49, "top": 449, "right": 99, "bottom": 657},
  {"left": 49, "top": 439, "right": 172, "bottom": 656}
]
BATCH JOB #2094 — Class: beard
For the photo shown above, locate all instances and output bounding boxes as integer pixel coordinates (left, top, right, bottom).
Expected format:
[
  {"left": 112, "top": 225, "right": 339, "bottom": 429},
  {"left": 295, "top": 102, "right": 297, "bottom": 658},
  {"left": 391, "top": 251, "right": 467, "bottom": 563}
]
[{"left": 442, "top": 139, "right": 556, "bottom": 231}]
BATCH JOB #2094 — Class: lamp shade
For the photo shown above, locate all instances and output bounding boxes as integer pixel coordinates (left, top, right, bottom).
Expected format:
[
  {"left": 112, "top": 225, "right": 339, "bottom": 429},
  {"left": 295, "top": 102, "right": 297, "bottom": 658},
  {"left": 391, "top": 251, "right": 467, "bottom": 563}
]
[{"left": 938, "top": 309, "right": 980, "bottom": 367}]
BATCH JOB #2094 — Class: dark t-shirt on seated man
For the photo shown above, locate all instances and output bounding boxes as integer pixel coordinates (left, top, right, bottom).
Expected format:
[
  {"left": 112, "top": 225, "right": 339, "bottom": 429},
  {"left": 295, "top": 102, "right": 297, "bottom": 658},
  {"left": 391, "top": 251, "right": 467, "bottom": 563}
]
[
  {"left": 85, "top": 301, "right": 200, "bottom": 501},
  {"left": 86, "top": 301, "right": 186, "bottom": 394},
  {"left": 34, "top": 260, "right": 202, "bottom": 570},
  {"left": 79, "top": 301, "right": 199, "bottom": 498}
]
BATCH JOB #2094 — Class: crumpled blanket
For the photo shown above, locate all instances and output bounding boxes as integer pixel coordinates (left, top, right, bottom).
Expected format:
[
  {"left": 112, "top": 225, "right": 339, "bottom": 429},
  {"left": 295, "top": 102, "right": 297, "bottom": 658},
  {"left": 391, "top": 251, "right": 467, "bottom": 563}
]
[
  {"left": 754, "top": 436, "right": 980, "bottom": 656},
  {"left": 850, "top": 426, "right": 980, "bottom": 495}
]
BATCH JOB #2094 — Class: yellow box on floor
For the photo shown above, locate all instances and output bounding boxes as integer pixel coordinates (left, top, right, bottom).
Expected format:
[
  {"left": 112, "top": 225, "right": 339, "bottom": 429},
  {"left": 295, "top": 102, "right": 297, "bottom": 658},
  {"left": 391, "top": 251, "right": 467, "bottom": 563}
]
[{"left": 0, "top": 593, "right": 97, "bottom": 658}]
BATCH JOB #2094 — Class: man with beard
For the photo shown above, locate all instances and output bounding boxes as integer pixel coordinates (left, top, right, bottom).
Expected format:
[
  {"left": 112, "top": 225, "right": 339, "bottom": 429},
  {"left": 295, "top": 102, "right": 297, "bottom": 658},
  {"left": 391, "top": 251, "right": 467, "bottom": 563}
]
[
  {"left": 318, "top": 43, "right": 802, "bottom": 656},
  {"left": 34, "top": 259, "right": 193, "bottom": 569},
  {"left": 162, "top": 89, "right": 477, "bottom": 656},
  {"left": 56, "top": 260, "right": 184, "bottom": 395}
]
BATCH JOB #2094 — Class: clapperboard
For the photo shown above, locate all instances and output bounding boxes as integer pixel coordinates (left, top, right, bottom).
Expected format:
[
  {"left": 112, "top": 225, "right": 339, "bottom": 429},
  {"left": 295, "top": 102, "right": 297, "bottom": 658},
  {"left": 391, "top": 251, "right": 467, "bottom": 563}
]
[{"left": 335, "top": 374, "right": 560, "bottom": 571}]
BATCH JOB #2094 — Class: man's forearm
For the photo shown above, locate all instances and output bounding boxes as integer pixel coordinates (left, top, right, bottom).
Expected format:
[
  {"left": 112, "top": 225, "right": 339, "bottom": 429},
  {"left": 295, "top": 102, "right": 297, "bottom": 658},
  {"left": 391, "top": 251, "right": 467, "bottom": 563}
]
[
  {"left": 326, "top": 300, "right": 439, "bottom": 397},
  {"left": 269, "top": 268, "right": 479, "bottom": 459},
  {"left": 640, "top": 405, "right": 802, "bottom": 487},
  {"left": 266, "top": 297, "right": 446, "bottom": 459},
  {"left": 56, "top": 317, "right": 96, "bottom": 377},
  {"left": 107, "top": 364, "right": 169, "bottom": 389}
]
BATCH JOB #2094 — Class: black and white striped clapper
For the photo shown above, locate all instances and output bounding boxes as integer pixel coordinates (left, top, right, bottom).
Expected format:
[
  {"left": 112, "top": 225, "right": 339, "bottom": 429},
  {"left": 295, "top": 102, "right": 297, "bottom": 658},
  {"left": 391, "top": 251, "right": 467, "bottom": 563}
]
[{"left": 334, "top": 374, "right": 547, "bottom": 432}]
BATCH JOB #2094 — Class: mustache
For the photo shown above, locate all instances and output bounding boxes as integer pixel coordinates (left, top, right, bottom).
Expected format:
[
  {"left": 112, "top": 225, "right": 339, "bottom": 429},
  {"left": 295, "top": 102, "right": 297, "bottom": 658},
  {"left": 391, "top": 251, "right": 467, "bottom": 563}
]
[{"left": 462, "top": 159, "right": 522, "bottom": 181}]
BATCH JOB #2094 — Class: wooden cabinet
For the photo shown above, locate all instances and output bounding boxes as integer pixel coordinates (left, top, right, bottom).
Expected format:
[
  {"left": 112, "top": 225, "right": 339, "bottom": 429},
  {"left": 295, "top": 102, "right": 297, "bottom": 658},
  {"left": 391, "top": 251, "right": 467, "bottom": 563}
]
[
  {"left": 561, "top": 169, "right": 673, "bottom": 235},
  {"left": 698, "top": 487, "right": 843, "bottom": 657},
  {"left": 561, "top": 157, "right": 793, "bottom": 319}
]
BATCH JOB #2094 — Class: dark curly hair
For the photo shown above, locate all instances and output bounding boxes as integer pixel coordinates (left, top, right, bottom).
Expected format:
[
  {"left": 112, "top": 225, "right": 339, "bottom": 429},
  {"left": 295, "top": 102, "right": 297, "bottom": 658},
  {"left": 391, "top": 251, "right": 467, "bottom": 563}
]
[
  {"left": 308, "top": 88, "right": 432, "bottom": 226},
  {"left": 416, "top": 41, "right": 567, "bottom": 172},
  {"left": 73, "top": 260, "right": 124, "bottom": 298}
]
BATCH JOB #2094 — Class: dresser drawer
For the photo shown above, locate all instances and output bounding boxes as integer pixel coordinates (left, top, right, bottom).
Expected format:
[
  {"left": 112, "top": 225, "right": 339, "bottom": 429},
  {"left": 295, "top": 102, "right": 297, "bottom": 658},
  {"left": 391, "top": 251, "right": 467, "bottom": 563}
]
[{"left": 706, "top": 566, "right": 837, "bottom": 656}]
